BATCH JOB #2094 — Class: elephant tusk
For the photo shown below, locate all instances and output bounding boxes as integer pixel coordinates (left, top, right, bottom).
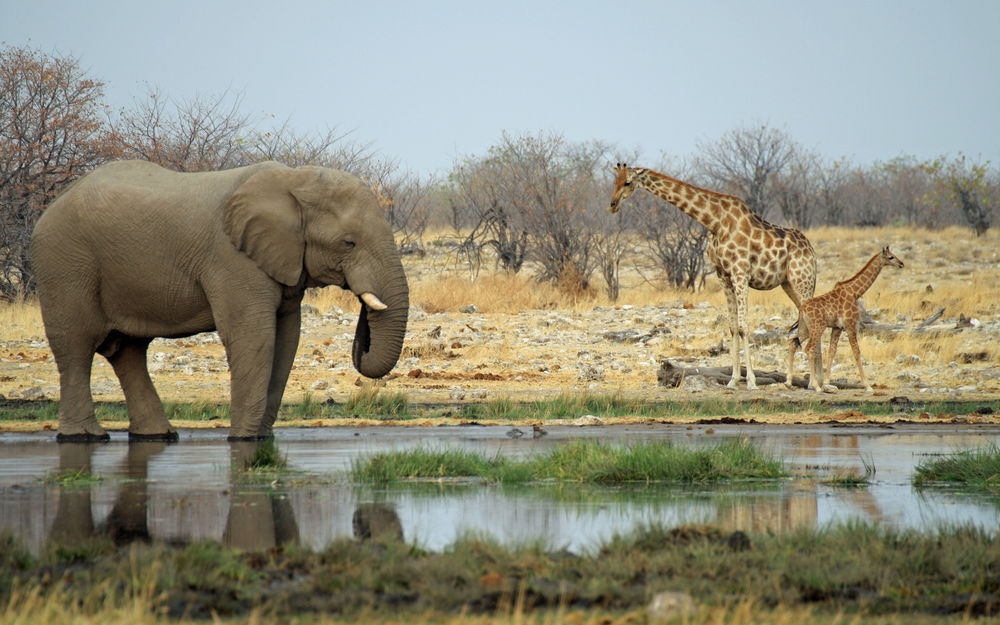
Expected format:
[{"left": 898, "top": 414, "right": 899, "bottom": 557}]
[{"left": 360, "top": 292, "right": 388, "bottom": 311}]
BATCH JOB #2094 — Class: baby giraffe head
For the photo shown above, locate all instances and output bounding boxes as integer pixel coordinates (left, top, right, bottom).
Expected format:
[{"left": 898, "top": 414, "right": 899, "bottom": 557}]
[
  {"left": 609, "top": 163, "right": 641, "bottom": 213},
  {"left": 880, "top": 246, "right": 904, "bottom": 269}
]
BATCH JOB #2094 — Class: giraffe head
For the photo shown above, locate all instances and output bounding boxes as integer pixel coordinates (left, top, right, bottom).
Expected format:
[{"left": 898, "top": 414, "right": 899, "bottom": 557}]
[
  {"left": 609, "top": 163, "right": 642, "bottom": 213},
  {"left": 880, "top": 246, "right": 904, "bottom": 269}
]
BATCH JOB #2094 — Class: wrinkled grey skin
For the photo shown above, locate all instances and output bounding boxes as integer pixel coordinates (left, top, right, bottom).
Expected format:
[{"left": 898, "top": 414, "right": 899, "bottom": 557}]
[{"left": 32, "top": 161, "right": 408, "bottom": 441}]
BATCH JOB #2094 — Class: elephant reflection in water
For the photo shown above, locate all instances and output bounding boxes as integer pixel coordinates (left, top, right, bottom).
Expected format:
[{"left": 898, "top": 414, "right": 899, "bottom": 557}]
[
  {"left": 49, "top": 441, "right": 301, "bottom": 551},
  {"left": 48, "top": 441, "right": 405, "bottom": 550},
  {"left": 223, "top": 442, "right": 300, "bottom": 550},
  {"left": 352, "top": 502, "right": 404, "bottom": 543},
  {"left": 49, "top": 441, "right": 167, "bottom": 546}
]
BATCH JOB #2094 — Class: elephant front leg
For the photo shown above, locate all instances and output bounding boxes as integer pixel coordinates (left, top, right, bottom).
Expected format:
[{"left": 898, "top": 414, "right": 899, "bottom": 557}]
[
  {"left": 222, "top": 322, "right": 278, "bottom": 441},
  {"left": 260, "top": 305, "right": 303, "bottom": 437}
]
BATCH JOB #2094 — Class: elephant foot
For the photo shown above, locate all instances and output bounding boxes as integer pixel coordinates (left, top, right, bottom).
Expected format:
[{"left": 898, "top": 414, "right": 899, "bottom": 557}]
[
  {"left": 57, "top": 431, "right": 111, "bottom": 443},
  {"left": 227, "top": 434, "right": 275, "bottom": 442},
  {"left": 128, "top": 430, "right": 179, "bottom": 443}
]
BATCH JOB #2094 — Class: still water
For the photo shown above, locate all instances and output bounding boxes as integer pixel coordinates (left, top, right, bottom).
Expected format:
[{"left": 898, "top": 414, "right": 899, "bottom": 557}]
[{"left": 0, "top": 423, "right": 997, "bottom": 554}]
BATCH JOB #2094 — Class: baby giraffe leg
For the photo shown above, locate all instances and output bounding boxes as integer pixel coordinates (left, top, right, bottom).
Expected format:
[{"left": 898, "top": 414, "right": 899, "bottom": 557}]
[
  {"left": 784, "top": 336, "right": 800, "bottom": 390},
  {"left": 847, "top": 328, "right": 872, "bottom": 391},
  {"left": 825, "top": 328, "right": 842, "bottom": 383}
]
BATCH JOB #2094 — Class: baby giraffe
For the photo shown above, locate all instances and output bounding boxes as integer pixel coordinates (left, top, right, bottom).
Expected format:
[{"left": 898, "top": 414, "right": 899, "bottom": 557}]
[{"left": 786, "top": 247, "right": 904, "bottom": 392}]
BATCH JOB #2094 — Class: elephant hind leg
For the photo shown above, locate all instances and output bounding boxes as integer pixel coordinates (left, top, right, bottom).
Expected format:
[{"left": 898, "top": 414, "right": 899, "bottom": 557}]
[
  {"left": 50, "top": 333, "right": 107, "bottom": 442},
  {"left": 100, "top": 333, "right": 177, "bottom": 441}
]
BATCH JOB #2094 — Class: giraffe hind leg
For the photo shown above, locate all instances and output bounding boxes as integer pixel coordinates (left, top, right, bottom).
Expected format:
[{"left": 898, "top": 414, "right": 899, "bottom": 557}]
[{"left": 825, "top": 328, "right": 842, "bottom": 384}]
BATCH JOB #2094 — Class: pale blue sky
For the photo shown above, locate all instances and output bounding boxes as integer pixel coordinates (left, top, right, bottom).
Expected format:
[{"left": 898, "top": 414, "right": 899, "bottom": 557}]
[{"left": 3, "top": 0, "right": 998, "bottom": 176}]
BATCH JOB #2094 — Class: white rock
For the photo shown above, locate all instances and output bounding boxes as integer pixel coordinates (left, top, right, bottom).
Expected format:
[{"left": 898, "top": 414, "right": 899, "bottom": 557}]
[
  {"left": 647, "top": 591, "right": 696, "bottom": 623},
  {"left": 572, "top": 415, "right": 604, "bottom": 426}
]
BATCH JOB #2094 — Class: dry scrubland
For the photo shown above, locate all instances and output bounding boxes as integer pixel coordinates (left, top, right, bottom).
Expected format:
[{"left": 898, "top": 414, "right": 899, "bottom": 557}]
[{"left": 1, "top": 226, "right": 998, "bottom": 426}]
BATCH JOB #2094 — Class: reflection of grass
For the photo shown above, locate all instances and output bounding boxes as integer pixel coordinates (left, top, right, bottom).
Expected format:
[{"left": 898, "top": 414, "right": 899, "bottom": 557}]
[
  {"left": 913, "top": 444, "right": 1000, "bottom": 492},
  {"left": 41, "top": 468, "right": 104, "bottom": 486},
  {"left": 822, "top": 456, "right": 876, "bottom": 487},
  {"left": 353, "top": 438, "right": 785, "bottom": 484}
]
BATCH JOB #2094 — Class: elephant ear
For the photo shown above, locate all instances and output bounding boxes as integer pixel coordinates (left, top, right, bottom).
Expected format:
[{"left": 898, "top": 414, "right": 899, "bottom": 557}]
[{"left": 223, "top": 168, "right": 316, "bottom": 286}]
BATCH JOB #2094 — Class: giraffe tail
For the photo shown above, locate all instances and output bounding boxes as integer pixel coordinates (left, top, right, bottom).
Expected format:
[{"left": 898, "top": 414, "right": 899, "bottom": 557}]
[{"left": 786, "top": 320, "right": 801, "bottom": 344}]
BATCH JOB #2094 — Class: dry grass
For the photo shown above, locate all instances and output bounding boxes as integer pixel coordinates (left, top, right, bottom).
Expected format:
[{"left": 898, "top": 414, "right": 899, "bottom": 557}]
[{"left": 0, "top": 299, "right": 42, "bottom": 342}]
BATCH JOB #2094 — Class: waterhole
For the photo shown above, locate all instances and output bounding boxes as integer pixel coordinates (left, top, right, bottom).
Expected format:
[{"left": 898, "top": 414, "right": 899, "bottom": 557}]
[{"left": 1, "top": 423, "right": 997, "bottom": 554}]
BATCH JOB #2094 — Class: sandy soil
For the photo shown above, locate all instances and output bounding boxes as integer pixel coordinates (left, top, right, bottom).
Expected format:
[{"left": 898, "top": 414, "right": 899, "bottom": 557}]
[{"left": 1, "top": 228, "right": 998, "bottom": 429}]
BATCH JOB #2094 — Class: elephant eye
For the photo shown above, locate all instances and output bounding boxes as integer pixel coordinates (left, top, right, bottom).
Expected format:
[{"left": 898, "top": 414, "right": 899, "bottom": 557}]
[{"left": 343, "top": 240, "right": 356, "bottom": 249}]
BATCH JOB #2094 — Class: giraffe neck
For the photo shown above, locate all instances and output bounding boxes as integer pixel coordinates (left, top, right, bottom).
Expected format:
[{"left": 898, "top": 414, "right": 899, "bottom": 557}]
[
  {"left": 837, "top": 253, "right": 885, "bottom": 299},
  {"left": 637, "top": 170, "right": 746, "bottom": 235}
]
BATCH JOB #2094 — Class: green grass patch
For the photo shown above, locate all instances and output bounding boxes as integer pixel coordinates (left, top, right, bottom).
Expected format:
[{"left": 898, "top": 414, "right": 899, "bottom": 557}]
[
  {"left": 244, "top": 439, "right": 288, "bottom": 471},
  {"left": 353, "top": 437, "right": 785, "bottom": 484},
  {"left": 166, "top": 400, "right": 231, "bottom": 421},
  {"left": 913, "top": 444, "right": 1000, "bottom": 492},
  {"left": 1, "top": 522, "right": 997, "bottom": 621},
  {"left": 2, "top": 395, "right": 997, "bottom": 426},
  {"left": 340, "top": 387, "right": 410, "bottom": 419}
]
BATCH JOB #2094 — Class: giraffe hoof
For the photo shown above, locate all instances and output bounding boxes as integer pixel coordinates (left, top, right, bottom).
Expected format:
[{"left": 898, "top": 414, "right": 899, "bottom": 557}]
[{"left": 821, "top": 384, "right": 838, "bottom": 393}]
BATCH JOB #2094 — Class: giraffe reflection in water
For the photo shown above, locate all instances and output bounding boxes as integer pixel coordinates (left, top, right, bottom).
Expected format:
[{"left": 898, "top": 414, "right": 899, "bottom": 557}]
[{"left": 713, "top": 433, "right": 884, "bottom": 535}]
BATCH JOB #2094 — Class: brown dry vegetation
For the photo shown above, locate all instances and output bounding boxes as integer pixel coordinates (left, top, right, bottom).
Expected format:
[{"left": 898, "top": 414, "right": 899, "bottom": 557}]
[{"left": 1, "top": 226, "right": 998, "bottom": 428}]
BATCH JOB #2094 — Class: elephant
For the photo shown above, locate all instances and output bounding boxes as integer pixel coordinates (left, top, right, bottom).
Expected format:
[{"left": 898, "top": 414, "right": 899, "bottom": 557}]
[{"left": 31, "top": 160, "right": 409, "bottom": 442}]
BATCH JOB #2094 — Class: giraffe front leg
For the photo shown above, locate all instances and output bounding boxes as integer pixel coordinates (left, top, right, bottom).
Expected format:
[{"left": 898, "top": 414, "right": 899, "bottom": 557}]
[
  {"left": 722, "top": 286, "right": 742, "bottom": 388},
  {"left": 734, "top": 281, "right": 757, "bottom": 390},
  {"left": 847, "top": 329, "right": 872, "bottom": 392}
]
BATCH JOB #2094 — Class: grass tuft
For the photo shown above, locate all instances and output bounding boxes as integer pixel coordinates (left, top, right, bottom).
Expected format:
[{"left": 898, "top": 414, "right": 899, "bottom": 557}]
[
  {"left": 912, "top": 444, "right": 1000, "bottom": 491},
  {"left": 353, "top": 437, "right": 785, "bottom": 484},
  {"left": 342, "top": 387, "right": 410, "bottom": 419},
  {"left": 822, "top": 455, "right": 877, "bottom": 487}
]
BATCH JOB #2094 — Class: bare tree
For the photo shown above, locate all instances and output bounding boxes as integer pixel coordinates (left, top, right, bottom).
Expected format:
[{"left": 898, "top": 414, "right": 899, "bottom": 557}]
[
  {"left": 636, "top": 201, "right": 711, "bottom": 290},
  {"left": 772, "top": 151, "right": 820, "bottom": 229},
  {"left": 923, "top": 154, "right": 997, "bottom": 236},
  {"left": 694, "top": 124, "right": 797, "bottom": 220},
  {"left": 362, "top": 159, "right": 432, "bottom": 248},
  {"left": 448, "top": 157, "right": 529, "bottom": 274},
  {"left": 0, "top": 45, "right": 111, "bottom": 299},
  {"left": 813, "top": 159, "right": 851, "bottom": 226},
  {"left": 107, "top": 88, "right": 254, "bottom": 171}
]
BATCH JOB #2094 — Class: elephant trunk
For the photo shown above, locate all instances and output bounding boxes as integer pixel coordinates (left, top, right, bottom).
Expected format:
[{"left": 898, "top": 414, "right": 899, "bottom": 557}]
[{"left": 351, "top": 259, "right": 409, "bottom": 379}]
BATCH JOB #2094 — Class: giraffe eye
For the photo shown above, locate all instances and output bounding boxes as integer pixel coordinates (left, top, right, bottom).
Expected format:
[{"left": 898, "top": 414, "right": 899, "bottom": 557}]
[{"left": 623, "top": 181, "right": 631, "bottom": 187}]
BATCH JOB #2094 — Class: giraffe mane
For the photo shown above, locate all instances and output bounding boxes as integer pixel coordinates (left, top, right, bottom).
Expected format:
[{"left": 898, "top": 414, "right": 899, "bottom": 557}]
[
  {"left": 637, "top": 167, "right": 746, "bottom": 205},
  {"left": 835, "top": 252, "right": 880, "bottom": 288}
]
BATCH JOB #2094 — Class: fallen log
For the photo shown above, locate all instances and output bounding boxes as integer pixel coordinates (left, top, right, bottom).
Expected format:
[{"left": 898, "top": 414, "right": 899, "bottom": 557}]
[
  {"left": 859, "top": 306, "right": 950, "bottom": 337},
  {"left": 656, "top": 359, "right": 867, "bottom": 390}
]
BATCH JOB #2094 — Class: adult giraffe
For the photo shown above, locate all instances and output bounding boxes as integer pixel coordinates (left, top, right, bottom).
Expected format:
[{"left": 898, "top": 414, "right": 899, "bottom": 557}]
[{"left": 609, "top": 164, "right": 817, "bottom": 389}]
